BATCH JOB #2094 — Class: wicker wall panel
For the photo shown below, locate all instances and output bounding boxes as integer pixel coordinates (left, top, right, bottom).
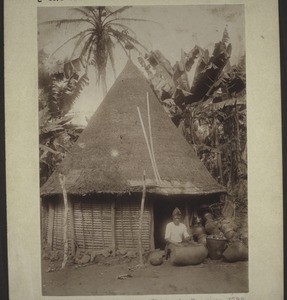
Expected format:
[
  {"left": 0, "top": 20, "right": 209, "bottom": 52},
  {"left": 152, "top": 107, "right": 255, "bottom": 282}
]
[
  {"left": 46, "top": 199, "right": 72, "bottom": 251},
  {"left": 73, "top": 198, "right": 112, "bottom": 250},
  {"left": 52, "top": 200, "right": 64, "bottom": 250},
  {"left": 41, "top": 201, "right": 49, "bottom": 245},
  {"left": 115, "top": 199, "right": 150, "bottom": 250},
  {"left": 44, "top": 196, "right": 151, "bottom": 252}
]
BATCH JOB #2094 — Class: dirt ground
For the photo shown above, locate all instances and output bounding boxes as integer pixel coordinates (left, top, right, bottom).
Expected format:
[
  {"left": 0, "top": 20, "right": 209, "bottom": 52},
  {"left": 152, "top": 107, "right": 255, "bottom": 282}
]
[{"left": 42, "top": 258, "right": 248, "bottom": 296}]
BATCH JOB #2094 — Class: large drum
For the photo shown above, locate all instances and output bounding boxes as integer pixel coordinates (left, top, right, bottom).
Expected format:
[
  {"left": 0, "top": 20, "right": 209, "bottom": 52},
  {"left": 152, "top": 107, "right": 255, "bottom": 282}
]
[{"left": 170, "top": 243, "right": 208, "bottom": 266}]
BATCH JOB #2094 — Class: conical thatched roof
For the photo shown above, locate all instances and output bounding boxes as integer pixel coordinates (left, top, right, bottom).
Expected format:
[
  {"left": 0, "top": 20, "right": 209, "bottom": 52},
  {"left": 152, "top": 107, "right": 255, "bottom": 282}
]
[{"left": 41, "top": 60, "right": 225, "bottom": 196}]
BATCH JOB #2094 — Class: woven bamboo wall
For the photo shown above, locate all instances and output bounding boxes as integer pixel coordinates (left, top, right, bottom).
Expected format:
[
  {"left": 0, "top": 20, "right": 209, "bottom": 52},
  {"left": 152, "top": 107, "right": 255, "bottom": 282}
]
[
  {"left": 41, "top": 200, "right": 49, "bottom": 245},
  {"left": 115, "top": 198, "right": 150, "bottom": 250},
  {"left": 73, "top": 198, "right": 112, "bottom": 250},
  {"left": 42, "top": 195, "right": 152, "bottom": 252},
  {"left": 42, "top": 198, "right": 71, "bottom": 251},
  {"left": 52, "top": 200, "right": 65, "bottom": 250}
]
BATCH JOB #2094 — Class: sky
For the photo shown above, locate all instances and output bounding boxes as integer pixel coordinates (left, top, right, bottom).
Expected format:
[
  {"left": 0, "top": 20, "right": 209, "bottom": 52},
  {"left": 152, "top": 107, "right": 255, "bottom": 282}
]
[{"left": 38, "top": 5, "right": 245, "bottom": 125}]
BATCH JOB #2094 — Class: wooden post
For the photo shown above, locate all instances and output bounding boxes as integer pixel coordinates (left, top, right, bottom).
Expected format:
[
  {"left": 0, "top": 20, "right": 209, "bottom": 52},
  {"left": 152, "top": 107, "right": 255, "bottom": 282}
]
[
  {"left": 47, "top": 201, "right": 55, "bottom": 250},
  {"left": 111, "top": 199, "right": 116, "bottom": 256},
  {"left": 149, "top": 201, "right": 155, "bottom": 251},
  {"left": 137, "top": 107, "right": 160, "bottom": 185},
  {"left": 59, "top": 173, "right": 69, "bottom": 269},
  {"left": 68, "top": 198, "right": 75, "bottom": 256},
  {"left": 147, "top": 93, "right": 162, "bottom": 184},
  {"left": 138, "top": 171, "right": 146, "bottom": 265},
  {"left": 184, "top": 201, "right": 191, "bottom": 235}
]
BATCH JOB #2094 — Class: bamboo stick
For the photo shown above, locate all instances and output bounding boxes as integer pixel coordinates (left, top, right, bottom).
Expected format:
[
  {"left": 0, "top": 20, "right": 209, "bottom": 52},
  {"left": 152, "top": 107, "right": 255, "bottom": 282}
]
[
  {"left": 59, "top": 173, "right": 69, "bottom": 269},
  {"left": 68, "top": 198, "right": 76, "bottom": 256},
  {"left": 138, "top": 171, "right": 146, "bottom": 265},
  {"left": 111, "top": 199, "right": 116, "bottom": 256},
  {"left": 147, "top": 92, "right": 162, "bottom": 184},
  {"left": 184, "top": 201, "right": 191, "bottom": 235},
  {"left": 137, "top": 107, "right": 159, "bottom": 185}
]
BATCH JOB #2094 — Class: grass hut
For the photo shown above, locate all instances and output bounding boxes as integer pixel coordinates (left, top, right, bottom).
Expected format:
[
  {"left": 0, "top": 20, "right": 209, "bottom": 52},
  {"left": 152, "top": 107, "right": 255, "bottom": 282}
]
[{"left": 40, "top": 60, "right": 225, "bottom": 254}]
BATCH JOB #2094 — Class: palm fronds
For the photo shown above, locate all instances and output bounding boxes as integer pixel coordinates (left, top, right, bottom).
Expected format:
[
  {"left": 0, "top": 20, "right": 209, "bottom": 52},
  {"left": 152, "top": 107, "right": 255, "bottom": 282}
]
[
  {"left": 102, "top": 6, "right": 132, "bottom": 23},
  {"left": 104, "top": 17, "right": 160, "bottom": 27},
  {"left": 48, "top": 29, "right": 92, "bottom": 59},
  {"left": 39, "top": 18, "right": 90, "bottom": 27},
  {"left": 40, "top": 6, "right": 153, "bottom": 97},
  {"left": 70, "top": 7, "right": 94, "bottom": 18}
]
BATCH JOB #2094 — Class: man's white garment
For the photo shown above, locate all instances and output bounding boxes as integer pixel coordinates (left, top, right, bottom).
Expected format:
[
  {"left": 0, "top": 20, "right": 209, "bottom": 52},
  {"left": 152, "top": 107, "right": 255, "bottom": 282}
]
[{"left": 165, "top": 222, "right": 190, "bottom": 243}]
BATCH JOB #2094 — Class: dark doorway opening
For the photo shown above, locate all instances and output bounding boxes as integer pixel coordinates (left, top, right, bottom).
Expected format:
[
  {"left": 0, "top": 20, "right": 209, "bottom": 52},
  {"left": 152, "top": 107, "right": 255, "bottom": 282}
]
[
  {"left": 153, "top": 197, "right": 186, "bottom": 250},
  {"left": 152, "top": 194, "right": 220, "bottom": 250}
]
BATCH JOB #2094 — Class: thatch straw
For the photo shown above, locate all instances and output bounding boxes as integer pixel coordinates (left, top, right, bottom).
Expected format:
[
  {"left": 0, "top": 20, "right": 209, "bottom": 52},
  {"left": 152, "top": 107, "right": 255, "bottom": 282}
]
[{"left": 41, "top": 60, "right": 225, "bottom": 196}]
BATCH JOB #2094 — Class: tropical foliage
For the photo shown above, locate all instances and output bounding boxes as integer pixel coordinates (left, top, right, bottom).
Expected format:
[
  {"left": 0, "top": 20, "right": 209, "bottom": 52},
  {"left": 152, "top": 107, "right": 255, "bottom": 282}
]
[
  {"left": 39, "top": 50, "right": 86, "bottom": 185},
  {"left": 40, "top": 6, "right": 151, "bottom": 95},
  {"left": 39, "top": 10, "right": 247, "bottom": 215},
  {"left": 39, "top": 6, "right": 153, "bottom": 185},
  {"left": 182, "top": 97, "right": 247, "bottom": 210},
  {"left": 138, "top": 28, "right": 247, "bottom": 211},
  {"left": 39, "top": 88, "right": 85, "bottom": 186}
]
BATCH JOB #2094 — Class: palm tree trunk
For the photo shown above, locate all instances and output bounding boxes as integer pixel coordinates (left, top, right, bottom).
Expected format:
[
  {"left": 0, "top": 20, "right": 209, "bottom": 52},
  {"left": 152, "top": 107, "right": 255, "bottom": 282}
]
[{"left": 101, "top": 71, "right": 108, "bottom": 96}]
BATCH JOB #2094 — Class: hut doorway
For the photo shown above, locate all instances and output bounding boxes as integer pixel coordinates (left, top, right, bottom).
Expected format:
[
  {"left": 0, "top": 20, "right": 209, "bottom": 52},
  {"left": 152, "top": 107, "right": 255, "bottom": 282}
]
[{"left": 153, "top": 198, "right": 186, "bottom": 250}]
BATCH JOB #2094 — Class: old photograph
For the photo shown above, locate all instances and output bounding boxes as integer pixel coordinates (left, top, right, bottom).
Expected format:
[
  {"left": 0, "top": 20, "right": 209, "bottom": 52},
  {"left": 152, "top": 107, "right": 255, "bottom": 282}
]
[{"left": 38, "top": 5, "right": 248, "bottom": 296}]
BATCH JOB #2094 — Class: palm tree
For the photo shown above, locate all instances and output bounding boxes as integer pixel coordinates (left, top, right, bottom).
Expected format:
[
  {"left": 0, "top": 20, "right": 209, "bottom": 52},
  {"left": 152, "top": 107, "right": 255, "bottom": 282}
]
[{"left": 40, "top": 6, "right": 153, "bottom": 95}]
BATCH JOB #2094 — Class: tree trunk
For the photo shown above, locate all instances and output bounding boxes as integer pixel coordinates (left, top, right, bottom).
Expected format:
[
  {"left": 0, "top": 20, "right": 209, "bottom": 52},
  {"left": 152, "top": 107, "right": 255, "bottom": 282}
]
[
  {"left": 59, "top": 174, "right": 69, "bottom": 269},
  {"left": 138, "top": 171, "right": 146, "bottom": 265},
  {"left": 101, "top": 71, "right": 107, "bottom": 96}
]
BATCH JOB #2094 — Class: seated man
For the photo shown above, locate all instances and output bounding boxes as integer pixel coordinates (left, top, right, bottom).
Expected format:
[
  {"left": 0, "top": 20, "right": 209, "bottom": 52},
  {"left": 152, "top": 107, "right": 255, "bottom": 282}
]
[{"left": 165, "top": 207, "right": 191, "bottom": 259}]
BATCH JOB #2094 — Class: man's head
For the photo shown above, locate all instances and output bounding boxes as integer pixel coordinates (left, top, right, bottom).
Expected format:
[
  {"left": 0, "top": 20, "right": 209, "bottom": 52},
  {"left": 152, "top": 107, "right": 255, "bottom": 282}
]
[{"left": 172, "top": 207, "right": 182, "bottom": 225}]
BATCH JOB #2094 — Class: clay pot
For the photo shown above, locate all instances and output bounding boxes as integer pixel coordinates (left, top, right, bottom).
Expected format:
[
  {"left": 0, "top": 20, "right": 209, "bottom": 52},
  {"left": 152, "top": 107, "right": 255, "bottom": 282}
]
[
  {"left": 192, "top": 223, "right": 206, "bottom": 238},
  {"left": 205, "top": 220, "right": 220, "bottom": 235},
  {"left": 206, "top": 236, "right": 227, "bottom": 260},
  {"left": 222, "top": 241, "right": 248, "bottom": 262},
  {"left": 225, "top": 230, "right": 235, "bottom": 240},
  {"left": 150, "top": 256, "right": 163, "bottom": 266},
  {"left": 170, "top": 243, "right": 208, "bottom": 266},
  {"left": 197, "top": 234, "right": 207, "bottom": 245},
  {"left": 203, "top": 212, "right": 213, "bottom": 221},
  {"left": 221, "top": 218, "right": 238, "bottom": 232},
  {"left": 149, "top": 251, "right": 164, "bottom": 266},
  {"left": 221, "top": 223, "right": 232, "bottom": 232}
]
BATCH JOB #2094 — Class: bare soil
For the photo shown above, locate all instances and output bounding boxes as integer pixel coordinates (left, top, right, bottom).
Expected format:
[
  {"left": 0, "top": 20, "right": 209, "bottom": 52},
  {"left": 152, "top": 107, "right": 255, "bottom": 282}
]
[{"left": 42, "top": 258, "right": 248, "bottom": 296}]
